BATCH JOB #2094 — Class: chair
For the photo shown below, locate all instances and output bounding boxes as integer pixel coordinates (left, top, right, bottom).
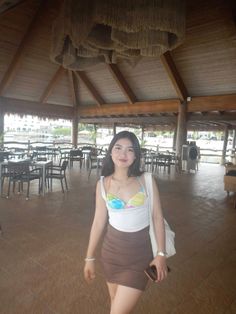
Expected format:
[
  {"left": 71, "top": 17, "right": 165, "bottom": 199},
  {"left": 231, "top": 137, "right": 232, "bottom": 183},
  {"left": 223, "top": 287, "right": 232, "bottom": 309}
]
[
  {"left": 0, "top": 152, "right": 10, "bottom": 192},
  {"left": 7, "top": 161, "right": 42, "bottom": 200},
  {"left": 69, "top": 149, "right": 84, "bottom": 168},
  {"left": 35, "top": 146, "right": 47, "bottom": 161},
  {"left": 88, "top": 152, "right": 104, "bottom": 178},
  {"left": 46, "top": 160, "right": 68, "bottom": 193},
  {"left": 58, "top": 149, "right": 70, "bottom": 166},
  {"left": 1, "top": 164, "right": 10, "bottom": 192}
]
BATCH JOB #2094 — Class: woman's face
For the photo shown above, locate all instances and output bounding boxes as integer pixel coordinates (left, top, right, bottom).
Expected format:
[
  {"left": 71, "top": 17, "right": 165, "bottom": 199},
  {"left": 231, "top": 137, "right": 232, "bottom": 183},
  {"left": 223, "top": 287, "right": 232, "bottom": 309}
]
[{"left": 111, "top": 137, "right": 136, "bottom": 169}]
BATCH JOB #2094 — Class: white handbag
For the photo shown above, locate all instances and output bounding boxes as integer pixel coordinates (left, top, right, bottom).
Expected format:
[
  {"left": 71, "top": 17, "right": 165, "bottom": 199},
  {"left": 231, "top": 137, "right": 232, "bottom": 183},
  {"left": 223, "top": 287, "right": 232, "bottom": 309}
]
[{"left": 144, "top": 172, "right": 176, "bottom": 258}]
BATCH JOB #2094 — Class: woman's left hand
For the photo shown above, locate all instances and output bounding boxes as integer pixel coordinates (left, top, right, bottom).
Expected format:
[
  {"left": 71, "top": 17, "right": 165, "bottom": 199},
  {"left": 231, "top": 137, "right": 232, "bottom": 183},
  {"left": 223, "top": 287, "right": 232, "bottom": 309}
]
[{"left": 150, "top": 256, "right": 168, "bottom": 282}]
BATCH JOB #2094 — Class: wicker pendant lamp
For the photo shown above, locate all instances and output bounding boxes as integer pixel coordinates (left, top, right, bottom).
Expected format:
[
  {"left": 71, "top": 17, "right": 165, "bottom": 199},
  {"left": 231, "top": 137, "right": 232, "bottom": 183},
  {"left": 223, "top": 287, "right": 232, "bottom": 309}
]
[{"left": 50, "top": 0, "right": 185, "bottom": 70}]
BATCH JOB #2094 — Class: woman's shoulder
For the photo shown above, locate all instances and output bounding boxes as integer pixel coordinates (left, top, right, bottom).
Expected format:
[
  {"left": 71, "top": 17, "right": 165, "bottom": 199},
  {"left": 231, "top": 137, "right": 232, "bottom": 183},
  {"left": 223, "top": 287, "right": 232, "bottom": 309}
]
[{"left": 99, "top": 175, "right": 111, "bottom": 191}]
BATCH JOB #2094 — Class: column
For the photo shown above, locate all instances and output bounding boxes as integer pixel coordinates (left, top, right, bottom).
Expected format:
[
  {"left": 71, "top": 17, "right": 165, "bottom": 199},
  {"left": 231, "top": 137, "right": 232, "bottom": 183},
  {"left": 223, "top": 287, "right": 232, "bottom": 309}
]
[
  {"left": 0, "top": 109, "right": 4, "bottom": 149},
  {"left": 232, "top": 129, "right": 236, "bottom": 164},
  {"left": 221, "top": 125, "right": 229, "bottom": 165},
  {"left": 172, "top": 125, "right": 177, "bottom": 151},
  {"left": 113, "top": 123, "right": 116, "bottom": 136},
  {"left": 94, "top": 124, "right": 97, "bottom": 146},
  {"left": 141, "top": 126, "right": 144, "bottom": 141},
  {"left": 175, "top": 101, "right": 187, "bottom": 158},
  {"left": 232, "top": 129, "right": 236, "bottom": 150},
  {"left": 72, "top": 107, "right": 79, "bottom": 148}
]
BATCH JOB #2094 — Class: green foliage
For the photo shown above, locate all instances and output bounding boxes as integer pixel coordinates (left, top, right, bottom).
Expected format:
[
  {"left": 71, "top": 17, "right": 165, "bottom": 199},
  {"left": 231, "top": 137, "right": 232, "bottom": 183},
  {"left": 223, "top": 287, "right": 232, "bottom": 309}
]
[
  {"left": 52, "top": 127, "right": 71, "bottom": 136},
  {"left": 78, "top": 123, "right": 96, "bottom": 132}
]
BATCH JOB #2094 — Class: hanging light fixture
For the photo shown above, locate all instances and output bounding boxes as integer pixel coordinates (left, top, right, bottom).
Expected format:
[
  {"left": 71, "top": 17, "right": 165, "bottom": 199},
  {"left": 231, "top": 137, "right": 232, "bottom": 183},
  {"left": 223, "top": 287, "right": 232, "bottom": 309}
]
[{"left": 50, "top": 0, "right": 186, "bottom": 70}]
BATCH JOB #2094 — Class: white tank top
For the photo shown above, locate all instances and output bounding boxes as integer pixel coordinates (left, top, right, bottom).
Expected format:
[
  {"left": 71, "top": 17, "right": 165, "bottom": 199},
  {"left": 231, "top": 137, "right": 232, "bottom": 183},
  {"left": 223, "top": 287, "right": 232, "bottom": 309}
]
[{"left": 100, "top": 176, "right": 150, "bottom": 232}]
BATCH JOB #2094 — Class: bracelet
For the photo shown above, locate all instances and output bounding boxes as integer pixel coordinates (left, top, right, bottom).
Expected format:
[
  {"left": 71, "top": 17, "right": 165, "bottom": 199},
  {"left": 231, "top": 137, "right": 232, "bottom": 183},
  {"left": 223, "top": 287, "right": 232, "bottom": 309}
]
[
  {"left": 84, "top": 257, "right": 96, "bottom": 262},
  {"left": 156, "top": 251, "right": 167, "bottom": 257}
]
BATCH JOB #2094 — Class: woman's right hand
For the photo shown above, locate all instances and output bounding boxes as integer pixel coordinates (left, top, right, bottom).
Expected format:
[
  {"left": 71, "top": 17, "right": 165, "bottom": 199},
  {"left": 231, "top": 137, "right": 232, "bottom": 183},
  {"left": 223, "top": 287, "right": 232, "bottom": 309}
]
[{"left": 84, "top": 261, "right": 96, "bottom": 283}]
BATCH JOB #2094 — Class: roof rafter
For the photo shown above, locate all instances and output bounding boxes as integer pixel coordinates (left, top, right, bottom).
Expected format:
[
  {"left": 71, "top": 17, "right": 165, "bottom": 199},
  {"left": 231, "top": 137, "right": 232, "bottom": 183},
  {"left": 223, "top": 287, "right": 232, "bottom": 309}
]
[
  {"left": 40, "top": 66, "right": 66, "bottom": 103},
  {"left": 0, "top": 0, "right": 48, "bottom": 95},
  {"left": 0, "top": 0, "right": 28, "bottom": 16},
  {"left": 107, "top": 63, "right": 137, "bottom": 104},
  {"left": 160, "top": 51, "right": 188, "bottom": 101},
  {"left": 68, "top": 70, "right": 79, "bottom": 107},
  {"left": 74, "top": 71, "right": 104, "bottom": 107}
]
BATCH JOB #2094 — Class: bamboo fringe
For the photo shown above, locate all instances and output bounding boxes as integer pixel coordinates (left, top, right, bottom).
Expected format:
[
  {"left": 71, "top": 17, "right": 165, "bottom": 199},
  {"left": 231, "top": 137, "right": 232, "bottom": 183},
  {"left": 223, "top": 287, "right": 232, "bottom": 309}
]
[{"left": 50, "top": 0, "right": 186, "bottom": 70}]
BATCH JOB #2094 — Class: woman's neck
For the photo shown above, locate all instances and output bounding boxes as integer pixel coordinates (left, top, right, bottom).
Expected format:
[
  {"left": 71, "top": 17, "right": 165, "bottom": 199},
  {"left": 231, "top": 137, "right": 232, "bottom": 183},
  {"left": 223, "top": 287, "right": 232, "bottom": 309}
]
[{"left": 112, "top": 169, "right": 129, "bottom": 181}]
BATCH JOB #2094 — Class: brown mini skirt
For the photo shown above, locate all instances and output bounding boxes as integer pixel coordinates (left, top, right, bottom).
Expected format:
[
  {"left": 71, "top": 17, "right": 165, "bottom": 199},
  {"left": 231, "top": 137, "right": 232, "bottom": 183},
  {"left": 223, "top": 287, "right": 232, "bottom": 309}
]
[{"left": 100, "top": 224, "right": 153, "bottom": 291}]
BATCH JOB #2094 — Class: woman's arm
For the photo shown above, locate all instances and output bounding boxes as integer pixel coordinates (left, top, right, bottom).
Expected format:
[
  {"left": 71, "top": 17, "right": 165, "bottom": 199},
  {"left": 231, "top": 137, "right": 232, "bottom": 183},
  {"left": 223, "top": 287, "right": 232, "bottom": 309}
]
[
  {"left": 84, "top": 180, "right": 108, "bottom": 282},
  {"left": 150, "top": 176, "right": 168, "bottom": 282}
]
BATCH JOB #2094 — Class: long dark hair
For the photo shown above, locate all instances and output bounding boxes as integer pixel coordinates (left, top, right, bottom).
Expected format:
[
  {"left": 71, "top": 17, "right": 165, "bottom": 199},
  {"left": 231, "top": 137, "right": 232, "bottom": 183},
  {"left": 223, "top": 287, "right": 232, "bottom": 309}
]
[{"left": 101, "top": 131, "right": 143, "bottom": 177}]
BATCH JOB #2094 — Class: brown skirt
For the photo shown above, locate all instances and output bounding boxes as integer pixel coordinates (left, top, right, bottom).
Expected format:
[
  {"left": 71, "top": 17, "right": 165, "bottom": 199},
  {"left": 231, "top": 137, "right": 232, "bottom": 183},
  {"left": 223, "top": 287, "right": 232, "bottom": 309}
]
[{"left": 100, "top": 224, "right": 153, "bottom": 291}]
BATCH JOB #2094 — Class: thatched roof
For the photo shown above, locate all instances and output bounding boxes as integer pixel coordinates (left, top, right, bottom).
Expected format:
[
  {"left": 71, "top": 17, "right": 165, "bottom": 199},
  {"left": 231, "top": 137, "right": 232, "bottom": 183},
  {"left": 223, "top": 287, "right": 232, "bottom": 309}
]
[{"left": 0, "top": 0, "right": 235, "bottom": 131}]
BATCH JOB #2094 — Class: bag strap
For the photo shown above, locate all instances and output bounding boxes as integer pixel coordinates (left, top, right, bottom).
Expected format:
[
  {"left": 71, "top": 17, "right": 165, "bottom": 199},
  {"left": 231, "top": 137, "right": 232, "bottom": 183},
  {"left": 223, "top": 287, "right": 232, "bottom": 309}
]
[
  {"left": 100, "top": 176, "right": 106, "bottom": 200},
  {"left": 144, "top": 172, "right": 153, "bottom": 215}
]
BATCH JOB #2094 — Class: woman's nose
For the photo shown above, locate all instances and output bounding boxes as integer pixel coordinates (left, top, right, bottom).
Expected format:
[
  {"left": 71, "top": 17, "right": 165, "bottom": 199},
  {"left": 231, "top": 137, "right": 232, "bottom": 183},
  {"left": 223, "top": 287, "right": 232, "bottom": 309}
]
[{"left": 120, "top": 148, "right": 127, "bottom": 156}]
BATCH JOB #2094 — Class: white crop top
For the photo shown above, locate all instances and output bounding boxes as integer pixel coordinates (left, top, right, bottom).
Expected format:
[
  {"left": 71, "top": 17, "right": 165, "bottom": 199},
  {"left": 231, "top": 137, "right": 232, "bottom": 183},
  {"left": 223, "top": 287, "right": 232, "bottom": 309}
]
[{"left": 100, "top": 176, "right": 150, "bottom": 232}]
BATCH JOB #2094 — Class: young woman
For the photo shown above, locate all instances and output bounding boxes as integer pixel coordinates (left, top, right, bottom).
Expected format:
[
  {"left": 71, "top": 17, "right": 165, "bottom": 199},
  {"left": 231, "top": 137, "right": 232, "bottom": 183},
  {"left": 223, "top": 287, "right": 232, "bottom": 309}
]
[{"left": 84, "top": 131, "right": 168, "bottom": 314}]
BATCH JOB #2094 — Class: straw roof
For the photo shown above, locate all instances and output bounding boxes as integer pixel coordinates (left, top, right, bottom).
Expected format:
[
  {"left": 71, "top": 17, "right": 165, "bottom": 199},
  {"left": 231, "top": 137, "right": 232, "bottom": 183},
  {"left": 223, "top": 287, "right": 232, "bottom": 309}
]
[{"left": 0, "top": 0, "right": 235, "bottom": 131}]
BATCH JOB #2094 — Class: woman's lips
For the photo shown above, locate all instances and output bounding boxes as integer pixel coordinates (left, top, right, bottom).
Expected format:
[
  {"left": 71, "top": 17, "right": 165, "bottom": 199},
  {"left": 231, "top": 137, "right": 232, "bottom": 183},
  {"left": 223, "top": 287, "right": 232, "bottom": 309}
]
[{"left": 118, "top": 159, "right": 127, "bottom": 162}]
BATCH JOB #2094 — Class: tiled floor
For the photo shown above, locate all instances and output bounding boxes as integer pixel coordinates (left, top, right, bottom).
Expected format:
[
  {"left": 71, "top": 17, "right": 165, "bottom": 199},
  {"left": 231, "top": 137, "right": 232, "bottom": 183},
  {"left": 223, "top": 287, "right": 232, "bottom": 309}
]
[{"left": 0, "top": 163, "right": 236, "bottom": 314}]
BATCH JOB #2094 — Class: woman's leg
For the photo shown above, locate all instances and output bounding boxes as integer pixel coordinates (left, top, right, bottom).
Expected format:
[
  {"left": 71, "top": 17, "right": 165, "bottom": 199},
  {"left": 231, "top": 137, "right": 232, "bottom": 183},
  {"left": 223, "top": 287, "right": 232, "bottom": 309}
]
[
  {"left": 107, "top": 282, "right": 118, "bottom": 307},
  {"left": 110, "top": 285, "right": 143, "bottom": 314}
]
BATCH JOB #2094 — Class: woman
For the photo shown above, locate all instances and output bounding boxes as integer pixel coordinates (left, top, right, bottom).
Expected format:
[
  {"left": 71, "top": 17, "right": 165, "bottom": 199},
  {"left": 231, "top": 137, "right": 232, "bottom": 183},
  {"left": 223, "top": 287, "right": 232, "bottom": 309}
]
[{"left": 84, "top": 131, "right": 168, "bottom": 314}]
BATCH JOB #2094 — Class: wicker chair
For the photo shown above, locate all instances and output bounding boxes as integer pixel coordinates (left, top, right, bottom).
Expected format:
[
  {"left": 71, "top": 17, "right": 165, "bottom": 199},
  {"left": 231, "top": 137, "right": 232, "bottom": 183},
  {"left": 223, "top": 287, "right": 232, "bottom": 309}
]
[
  {"left": 7, "top": 161, "right": 41, "bottom": 200},
  {"left": 46, "top": 160, "right": 69, "bottom": 193}
]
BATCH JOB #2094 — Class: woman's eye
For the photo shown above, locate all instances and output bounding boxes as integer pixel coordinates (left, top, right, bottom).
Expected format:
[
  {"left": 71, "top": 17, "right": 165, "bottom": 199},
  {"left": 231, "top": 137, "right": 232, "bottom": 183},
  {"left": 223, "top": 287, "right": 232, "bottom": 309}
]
[{"left": 128, "top": 148, "right": 134, "bottom": 153}]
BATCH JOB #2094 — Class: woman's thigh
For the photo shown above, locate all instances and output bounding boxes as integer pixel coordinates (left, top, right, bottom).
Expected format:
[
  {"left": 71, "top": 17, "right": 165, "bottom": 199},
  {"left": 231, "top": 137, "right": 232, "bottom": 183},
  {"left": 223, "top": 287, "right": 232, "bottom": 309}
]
[
  {"left": 107, "top": 282, "right": 118, "bottom": 302},
  {"left": 111, "top": 285, "right": 143, "bottom": 314}
]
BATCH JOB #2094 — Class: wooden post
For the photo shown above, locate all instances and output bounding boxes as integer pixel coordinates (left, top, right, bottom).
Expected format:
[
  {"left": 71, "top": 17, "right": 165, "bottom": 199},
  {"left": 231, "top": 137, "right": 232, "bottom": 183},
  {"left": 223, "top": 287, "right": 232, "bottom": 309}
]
[
  {"left": 94, "top": 124, "right": 97, "bottom": 146},
  {"left": 0, "top": 109, "right": 4, "bottom": 149},
  {"left": 221, "top": 125, "right": 229, "bottom": 165},
  {"left": 173, "top": 124, "right": 177, "bottom": 151},
  {"left": 72, "top": 107, "right": 79, "bottom": 148},
  {"left": 232, "top": 129, "right": 236, "bottom": 164},
  {"left": 175, "top": 101, "right": 187, "bottom": 158},
  {"left": 113, "top": 123, "right": 116, "bottom": 136},
  {"left": 232, "top": 129, "right": 236, "bottom": 150},
  {"left": 141, "top": 126, "right": 144, "bottom": 141}
]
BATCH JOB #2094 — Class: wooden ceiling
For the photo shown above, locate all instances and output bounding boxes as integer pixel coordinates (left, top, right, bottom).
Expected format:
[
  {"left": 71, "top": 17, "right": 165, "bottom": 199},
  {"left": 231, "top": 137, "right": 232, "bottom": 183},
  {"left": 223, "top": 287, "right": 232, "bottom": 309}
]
[{"left": 0, "top": 0, "right": 236, "bottom": 131}]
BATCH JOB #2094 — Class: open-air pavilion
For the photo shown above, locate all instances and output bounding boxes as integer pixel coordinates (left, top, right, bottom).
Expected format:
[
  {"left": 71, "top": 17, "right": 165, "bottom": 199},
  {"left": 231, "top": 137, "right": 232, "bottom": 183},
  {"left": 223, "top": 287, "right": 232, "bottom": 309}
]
[{"left": 0, "top": 0, "right": 236, "bottom": 313}]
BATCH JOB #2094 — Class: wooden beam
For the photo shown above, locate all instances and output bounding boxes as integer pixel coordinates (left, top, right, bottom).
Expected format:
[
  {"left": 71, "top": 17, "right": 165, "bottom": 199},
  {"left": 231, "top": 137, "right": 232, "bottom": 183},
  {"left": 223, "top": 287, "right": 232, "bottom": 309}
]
[
  {"left": 77, "top": 94, "right": 236, "bottom": 117},
  {"left": 80, "top": 116, "right": 177, "bottom": 125},
  {"left": 0, "top": 0, "right": 6, "bottom": 6},
  {"left": 188, "top": 94, "right": 236, "bottom": 112},
  {"left": 107, "top": 64, "right": 137, "bottom": 104},
  {"left": 0, "top": 96, "right": 73, "bottom": 119},
  {"left": 160, "top": 51, "right": 188, "bottom": 101},
  {"left": 0, "top": 0, "right": 28, "bottom": 16},
  {"left": 40, "top": 67, "right": 65, "bottom": 103},
  {"left": 74, "top": 71, "right": 104, "bottom": 107},
  {"left": 78, "top": 99, "right": 180, "bottom": 117},
  {"left": 0, "top": 0, "right": 47, "bottom": 95},
  {"left": 190, "top": 112, "right": 236, "bottom": 122},
  {"left": 68, "top": 70, "right": 79, "bottom": 107}
]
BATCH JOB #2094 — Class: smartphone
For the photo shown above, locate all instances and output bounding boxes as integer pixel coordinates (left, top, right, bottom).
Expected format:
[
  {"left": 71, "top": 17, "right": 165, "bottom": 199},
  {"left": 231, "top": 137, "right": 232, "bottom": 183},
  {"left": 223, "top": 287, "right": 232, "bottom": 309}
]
[{"left": 144, "top": 265, "right": 171, "bottom": 281}]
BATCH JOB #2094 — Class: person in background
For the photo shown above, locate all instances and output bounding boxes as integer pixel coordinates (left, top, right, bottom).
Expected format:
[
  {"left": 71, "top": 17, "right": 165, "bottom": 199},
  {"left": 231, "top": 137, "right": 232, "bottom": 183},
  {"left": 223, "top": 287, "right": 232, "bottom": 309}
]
[{"left": 84, "top": 131, "right": 168, "bottom": 314}]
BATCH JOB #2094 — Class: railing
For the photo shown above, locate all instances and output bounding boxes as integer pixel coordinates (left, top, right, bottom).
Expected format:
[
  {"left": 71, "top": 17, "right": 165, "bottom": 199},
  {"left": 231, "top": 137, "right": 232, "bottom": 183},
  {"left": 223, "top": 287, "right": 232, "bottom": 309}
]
[
  {"left": 2, "top": 141, "right": 235, "bottom": 164},
  {"left": 143, "top": 145, "right": 235, "bottom": 164}
]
